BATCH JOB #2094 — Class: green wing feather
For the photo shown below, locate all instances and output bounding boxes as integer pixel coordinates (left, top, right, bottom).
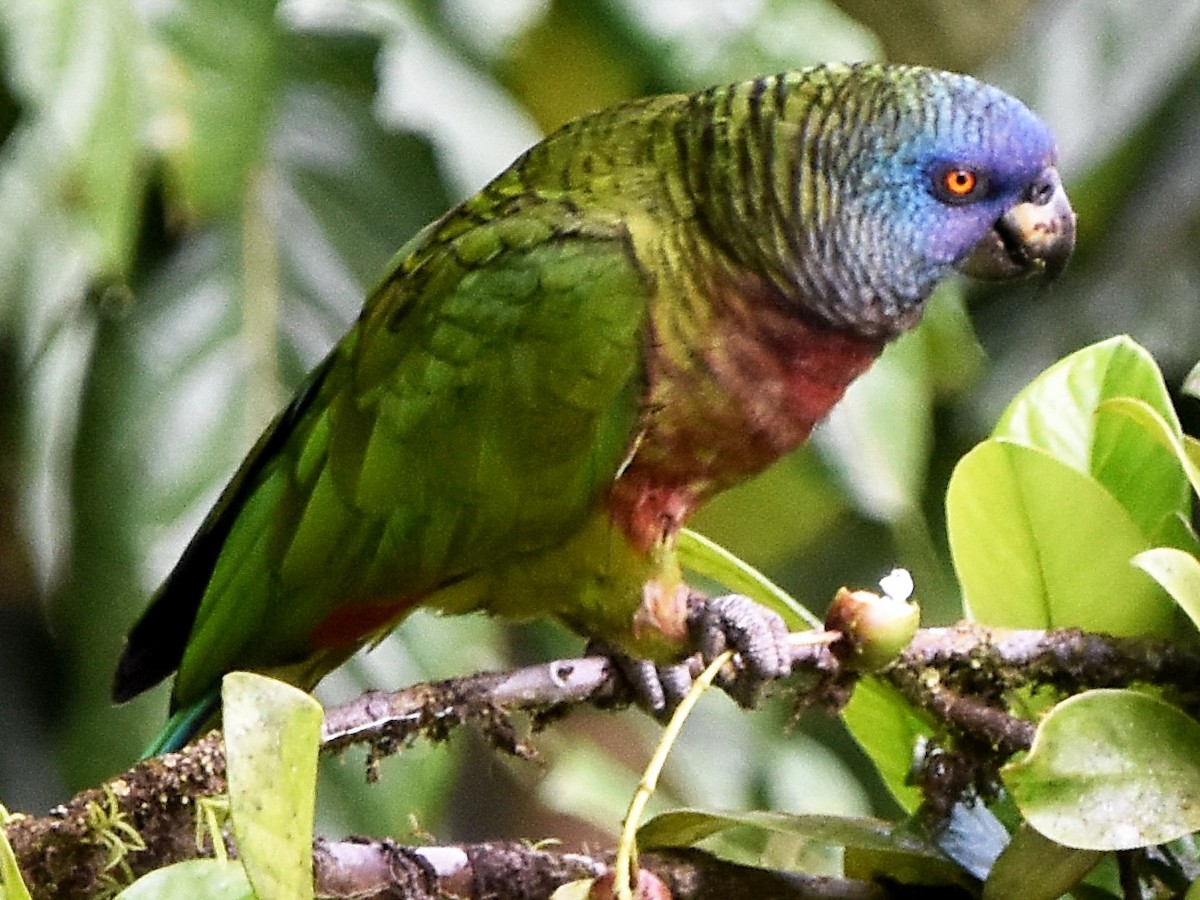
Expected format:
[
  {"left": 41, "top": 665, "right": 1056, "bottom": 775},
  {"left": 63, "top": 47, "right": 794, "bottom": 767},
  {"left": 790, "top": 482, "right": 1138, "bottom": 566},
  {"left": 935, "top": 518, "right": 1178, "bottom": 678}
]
[{"left": 115, "top": 199, "right": 653, "bottom": 719}]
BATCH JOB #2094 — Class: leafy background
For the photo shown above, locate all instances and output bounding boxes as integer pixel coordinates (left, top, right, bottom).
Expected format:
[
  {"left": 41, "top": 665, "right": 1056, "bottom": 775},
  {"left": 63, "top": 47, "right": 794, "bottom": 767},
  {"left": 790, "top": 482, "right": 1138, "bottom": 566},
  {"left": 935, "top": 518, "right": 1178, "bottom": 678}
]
[{"left": 1, "top": 0, "right": 1198, "bottom": 857}]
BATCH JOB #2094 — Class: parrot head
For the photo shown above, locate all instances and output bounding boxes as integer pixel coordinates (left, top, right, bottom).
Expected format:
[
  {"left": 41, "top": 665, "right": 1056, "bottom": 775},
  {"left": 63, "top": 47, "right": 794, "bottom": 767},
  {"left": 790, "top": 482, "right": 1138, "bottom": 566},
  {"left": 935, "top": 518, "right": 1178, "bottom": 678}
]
[{"left": 791, "top": 64, "right": 1076, "bottom": 336}]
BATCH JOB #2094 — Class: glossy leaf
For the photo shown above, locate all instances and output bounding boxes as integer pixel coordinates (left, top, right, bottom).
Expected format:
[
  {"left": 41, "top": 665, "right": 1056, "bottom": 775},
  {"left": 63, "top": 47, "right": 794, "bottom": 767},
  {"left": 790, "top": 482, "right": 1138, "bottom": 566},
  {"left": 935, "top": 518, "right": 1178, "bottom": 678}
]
[
  {"left": 639, "top": 807, "right": 967, "bottom": 888},
  {"left": 994, "top": 337, "right": 1173, "bottom": 465},
  {"left": 843, "top": 843, "right": 970, "bottom": 891},
  {"left": 1092, "top": 400, "right": 1191, "bottom": 544},
  {"left": 116, "top": 859, "right": 254, "bottom": 900},
  {"left": 1132, "top": 546, "right": 1200, "bottom": 633},
  {"left": 639, "top": 807, "right": 936, "bottom": 856},
  {"left": 1090, "top": 397, "right": 1200, "bottom": 573},
  {"left": 983, "top": 823, "right": 1103, "bottom": 900},
  {"left": 223, "top": 672, "right": 322, "bottom": 900},
  {"left": 1098, "top": 397, "right": 1200, "bottom": 503},
  {"left": 993, "top": 336, "right": 1187, "bottom": 539},
  {"left": 1004, "top": 690, "right": 1200, "bottom": 850},
  {"left": 947, "top": 439, "right": 1173, "bottom": 634},
  {"left": 0, "top": 813, "right": 32, "bottom": 900},
  {"left": 678, "top": 528, "right": 819, "bottom": 629},
  {"left": 840, "top": 677, "right": 929, "bottom": 811}
]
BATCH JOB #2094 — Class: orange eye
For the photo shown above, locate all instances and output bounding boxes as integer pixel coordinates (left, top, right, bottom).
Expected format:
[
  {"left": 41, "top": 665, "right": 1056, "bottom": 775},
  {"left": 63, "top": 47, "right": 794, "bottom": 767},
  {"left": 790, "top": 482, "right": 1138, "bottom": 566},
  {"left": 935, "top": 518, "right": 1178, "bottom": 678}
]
[{"left": 943, "top": 168, "right": 978, "bottom": 197}]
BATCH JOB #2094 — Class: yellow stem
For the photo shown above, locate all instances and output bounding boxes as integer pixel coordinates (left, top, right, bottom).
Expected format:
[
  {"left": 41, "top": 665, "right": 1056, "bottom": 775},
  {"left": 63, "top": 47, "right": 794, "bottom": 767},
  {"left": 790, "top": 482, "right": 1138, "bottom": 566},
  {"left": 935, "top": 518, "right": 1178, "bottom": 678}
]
[{"left": 614, "top": 650, "right": 733, "bottom": 900}]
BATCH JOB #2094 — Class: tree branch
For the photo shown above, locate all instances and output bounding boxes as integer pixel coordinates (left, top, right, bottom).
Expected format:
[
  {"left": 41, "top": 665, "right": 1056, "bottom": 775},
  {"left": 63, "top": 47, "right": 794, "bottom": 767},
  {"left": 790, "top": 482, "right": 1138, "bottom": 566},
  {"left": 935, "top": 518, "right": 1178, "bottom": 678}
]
[
  {"left": 313, "top": 839, "right": 924, "bottom": 899},
  {"left": 7, "top": 624, "right": 1200, "bottom": 898},
  {"left": 904, "top": 625, "right": 1200, "bottom": 705}
]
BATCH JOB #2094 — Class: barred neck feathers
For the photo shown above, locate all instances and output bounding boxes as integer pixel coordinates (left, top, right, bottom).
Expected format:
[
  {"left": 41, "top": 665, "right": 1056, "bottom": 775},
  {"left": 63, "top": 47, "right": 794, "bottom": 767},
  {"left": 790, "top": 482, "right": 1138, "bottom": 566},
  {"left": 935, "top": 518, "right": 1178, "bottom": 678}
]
[
  {"left": 496, "top": 66, "right": 953, "bottom": 339},
  {"left": 669, "top": 65, "right": 926, "bottom": 339}
]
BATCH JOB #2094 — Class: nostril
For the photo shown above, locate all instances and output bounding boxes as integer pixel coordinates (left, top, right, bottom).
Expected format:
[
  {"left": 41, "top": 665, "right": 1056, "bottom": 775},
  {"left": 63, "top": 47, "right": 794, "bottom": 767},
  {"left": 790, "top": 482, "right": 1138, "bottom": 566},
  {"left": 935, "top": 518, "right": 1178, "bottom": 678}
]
[{"left": 1027, "top": 169, "right": 1059, "bottom": 206}]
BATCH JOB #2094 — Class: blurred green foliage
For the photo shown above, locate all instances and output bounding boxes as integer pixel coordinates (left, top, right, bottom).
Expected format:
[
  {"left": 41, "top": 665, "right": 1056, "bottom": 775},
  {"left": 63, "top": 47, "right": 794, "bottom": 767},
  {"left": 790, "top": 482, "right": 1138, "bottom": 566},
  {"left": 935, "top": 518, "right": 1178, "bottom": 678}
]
[{"left": 2, "top": 0, "right": 1200, "bottom": 866}]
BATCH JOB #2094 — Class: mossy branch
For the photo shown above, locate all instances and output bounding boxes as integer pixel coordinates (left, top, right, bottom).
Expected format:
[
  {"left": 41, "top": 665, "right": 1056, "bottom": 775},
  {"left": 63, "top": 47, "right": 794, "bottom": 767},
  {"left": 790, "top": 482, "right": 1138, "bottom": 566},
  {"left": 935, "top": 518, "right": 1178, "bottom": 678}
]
[{"left": 7, "top": 624, "right": 1200, "bottom": 898}]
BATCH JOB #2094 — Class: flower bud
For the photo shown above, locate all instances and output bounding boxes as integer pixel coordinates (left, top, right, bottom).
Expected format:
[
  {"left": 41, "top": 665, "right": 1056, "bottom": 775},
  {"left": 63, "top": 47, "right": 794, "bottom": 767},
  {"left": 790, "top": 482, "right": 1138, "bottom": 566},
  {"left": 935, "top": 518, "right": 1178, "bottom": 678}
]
[{"left": 824, "top": 573, "right": 919, "bottom": 672}]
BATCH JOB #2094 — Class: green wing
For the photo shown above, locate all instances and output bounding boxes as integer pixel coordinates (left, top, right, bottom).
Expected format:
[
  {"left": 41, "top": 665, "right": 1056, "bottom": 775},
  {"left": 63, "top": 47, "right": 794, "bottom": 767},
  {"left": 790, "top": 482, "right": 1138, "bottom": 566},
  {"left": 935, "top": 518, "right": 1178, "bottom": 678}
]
[{"left": 115, "top": 201, "right": 652, "bottom": 713}]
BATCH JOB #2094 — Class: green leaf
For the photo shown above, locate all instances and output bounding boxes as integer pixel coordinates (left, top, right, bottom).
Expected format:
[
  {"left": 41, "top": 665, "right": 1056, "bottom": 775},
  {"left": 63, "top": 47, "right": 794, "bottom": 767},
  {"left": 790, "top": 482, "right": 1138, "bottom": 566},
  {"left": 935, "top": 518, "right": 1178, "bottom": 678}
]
[
  {"left": 678, "top": 528, "right": 819, "bottom": 629},
  {"left": 116, "top": 859, "right": 255, "bottom": 900},
  {"left": 993, "top": 336, "right": 1187, "bottom": 539},
  {"left": 687, "top": 450, "right": 847, "bottom": 581},
  {"left": 548, "top": 881, "right": 594, "bottom": 900},
  {"left": 994, "top": 337, "right": 1173, "bottom": 466},
  {"left": 1094, "top": 397, "right": 1199, "bottom": 540},
  {"left": 1004, "top": 689, "right": 1200, "bottom": 850},
  {"left": 638, "top": 807, "right": 934, "bottom": 856},
  {"left": 0, "top": 0, "right": 145, "bottom": 277},
  {"left": 0, "top": 814, "right": 33, "bottom": 900},
  {"left": 1098, "top": 397, "right": 1200, "bottom": 501},
  {"left": 52, "top": 230, "right": 249, "bottom": 777},
  {"left": 74, "top": 0, "right": 144, "bottom": 275},
  {"left": 840, "top": 677, "right": 929, "bottom": 812},
  {"left": 223, "top": 672, "right": 322, "bottom": 900},
  {"left": 1184, "top": 360, "right": 1200, "bottom": 401},
  {"left": 1132, "top": 547, "right": 1200, "bottom": 632},
  {"left": 983, "top": 823, "right": 1103, "bottom": 900},
  {"left": 843, "top": 842, "right": 971, "bottom": 891},
  {"left": 639, "top": 808, "right": 968, "bottom": 888},
  {"left": 946, "top": 439, "right": 1174, "bottom": 635},
  {"left": 153, "top": 0, "right": 282, "bottom": 216},
  {"left": 916, "top": 281, "right": 986, "bottom": 396}
]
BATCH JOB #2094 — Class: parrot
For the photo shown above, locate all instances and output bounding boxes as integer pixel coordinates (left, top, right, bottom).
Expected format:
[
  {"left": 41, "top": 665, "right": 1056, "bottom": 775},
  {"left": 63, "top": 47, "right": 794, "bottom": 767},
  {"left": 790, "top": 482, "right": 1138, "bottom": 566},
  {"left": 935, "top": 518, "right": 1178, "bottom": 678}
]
[{"left": 113, "top": 62, "right": 1075, "bottom": 755}]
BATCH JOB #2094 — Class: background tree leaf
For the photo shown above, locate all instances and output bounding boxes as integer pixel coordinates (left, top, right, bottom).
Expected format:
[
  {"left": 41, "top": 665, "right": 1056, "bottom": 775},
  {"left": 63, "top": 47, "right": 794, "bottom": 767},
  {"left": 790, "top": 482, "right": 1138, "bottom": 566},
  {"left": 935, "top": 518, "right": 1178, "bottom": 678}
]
[{"left": 153, "top": 0, "right": 282, "bottom": 217}]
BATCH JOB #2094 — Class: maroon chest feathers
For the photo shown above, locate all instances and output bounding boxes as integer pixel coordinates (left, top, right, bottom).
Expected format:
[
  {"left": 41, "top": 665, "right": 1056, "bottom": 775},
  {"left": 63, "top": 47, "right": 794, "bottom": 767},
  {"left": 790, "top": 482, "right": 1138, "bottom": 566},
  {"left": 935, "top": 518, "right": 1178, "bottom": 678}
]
[{"left": 607, "top": 269, "right": 887, "bottom": 553}]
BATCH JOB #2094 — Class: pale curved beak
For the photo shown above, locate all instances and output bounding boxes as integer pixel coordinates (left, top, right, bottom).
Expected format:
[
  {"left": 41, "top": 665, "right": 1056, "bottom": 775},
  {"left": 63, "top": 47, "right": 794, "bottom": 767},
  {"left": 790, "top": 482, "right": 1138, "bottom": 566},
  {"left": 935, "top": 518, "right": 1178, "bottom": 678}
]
[{"left": 961, "top": 166, "right": 1076, "bottom": 282}]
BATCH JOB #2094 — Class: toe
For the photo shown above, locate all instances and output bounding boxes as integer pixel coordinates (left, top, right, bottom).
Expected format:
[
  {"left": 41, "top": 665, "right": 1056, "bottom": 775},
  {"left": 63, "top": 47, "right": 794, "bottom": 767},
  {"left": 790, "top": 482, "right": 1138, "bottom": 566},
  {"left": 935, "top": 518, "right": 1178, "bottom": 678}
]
[{"left": 688, "top": 594, "right": 793, "bottom": 707}]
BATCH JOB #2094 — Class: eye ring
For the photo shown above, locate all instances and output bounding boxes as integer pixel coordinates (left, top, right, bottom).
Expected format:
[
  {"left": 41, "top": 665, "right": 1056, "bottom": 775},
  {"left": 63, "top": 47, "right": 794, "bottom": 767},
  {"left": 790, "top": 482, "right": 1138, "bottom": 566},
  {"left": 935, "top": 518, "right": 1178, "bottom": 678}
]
[{"left": 934, "top": 166, "right": 987, "bottom": 203}]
